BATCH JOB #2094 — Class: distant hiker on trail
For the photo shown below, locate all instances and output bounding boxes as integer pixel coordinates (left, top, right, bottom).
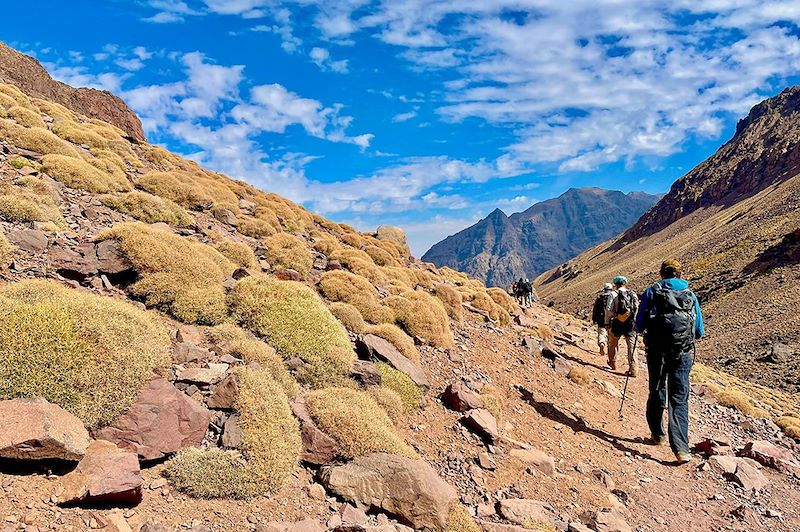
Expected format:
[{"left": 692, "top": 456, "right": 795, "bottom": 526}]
[
  {"left": 635, "top": 259, "right": 705, "bottom": 465},
  {"left": 592, "top": 283, "right": 616, "bottom": 358},
  {"left": 514, "top": 277, "right": 526, "bottom": 306},
  {"left": 609, "top": 276, "right": 639, "bottom": 376},
  {"left": 522, "top": 278, "right": 534, "bottom": 307}
]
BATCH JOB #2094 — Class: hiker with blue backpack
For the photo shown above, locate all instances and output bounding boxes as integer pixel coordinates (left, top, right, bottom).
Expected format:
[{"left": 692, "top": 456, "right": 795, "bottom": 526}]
[
  {"left": 635, "top": 259, "right": 705, "bottom": 465},
  {"left": 608, "top": 276, "right": 639, "bottom": 376}
]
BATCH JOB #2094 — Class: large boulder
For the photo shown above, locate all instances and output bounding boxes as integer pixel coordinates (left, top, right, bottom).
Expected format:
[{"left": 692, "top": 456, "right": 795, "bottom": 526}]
[
  {"left": 509, "top": 448, "right": 556, "bottom": 475},
  {"left": 586, "top": 509, "right": 632, "bottom": 532},
  {"left": 356, "top": 335, "right": 429, "bottom": 388},
  {"left": 442, "top": 382, "right": 482, "bottom": 412},
  {"left": 54, "top": 440, "right": 142, "bottom": 506},
  {"left": 290, "top": 396, "right": 337, "bottom": 465},
  {"left": 0, "top": 398, "right": 90, "bottom": 461},
  {"left": 319, "top": 453, "right": 457, "bottom": 531},
  {"left": 95, "top": 377, "right": 211, "bottom": 461}
]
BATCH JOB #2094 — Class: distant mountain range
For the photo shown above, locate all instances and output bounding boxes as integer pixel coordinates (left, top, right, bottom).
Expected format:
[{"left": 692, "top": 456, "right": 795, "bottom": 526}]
[{"left": 422, "top": 187, "right": 661, "bottom": 287}]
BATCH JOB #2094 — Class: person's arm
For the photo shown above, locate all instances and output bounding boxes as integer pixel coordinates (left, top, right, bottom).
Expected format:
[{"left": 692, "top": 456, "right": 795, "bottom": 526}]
[
  {"left": 635, "top": 288, "right": 650, "bottom": 333},
  {"left": 693, "top": 294, "right": 705, "bottom": 339}
]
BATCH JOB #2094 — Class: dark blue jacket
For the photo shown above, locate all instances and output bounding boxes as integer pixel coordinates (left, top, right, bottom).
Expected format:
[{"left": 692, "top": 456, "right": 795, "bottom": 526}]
[{"left": 635, "top": 278, "right": 704, "bottom": 338}]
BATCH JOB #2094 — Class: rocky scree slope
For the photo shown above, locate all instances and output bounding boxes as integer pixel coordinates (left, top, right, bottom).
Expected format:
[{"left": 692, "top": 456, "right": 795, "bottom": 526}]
[
  {"left": 537, "top": 87, "right": 800, "bottom": 395},
  {"left": 423, "top": 188, "right": 659, "bottom": 288}
]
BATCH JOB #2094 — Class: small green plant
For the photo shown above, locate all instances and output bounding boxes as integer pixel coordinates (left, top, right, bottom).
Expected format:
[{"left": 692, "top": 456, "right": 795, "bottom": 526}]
[{"left": 375, "top": 362, "right": 421, "bottom": 412}]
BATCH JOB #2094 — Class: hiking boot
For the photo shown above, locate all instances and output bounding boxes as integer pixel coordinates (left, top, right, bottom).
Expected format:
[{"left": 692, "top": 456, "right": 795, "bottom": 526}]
[
  {"left": 674, "top": 451, "right": 693, "bottom": 464},
  {"left": 608, "top": 359, "right": 616, "bottom": 371},
  {"left": 647, "top": 435, "right": 667, "bottom": 446}
]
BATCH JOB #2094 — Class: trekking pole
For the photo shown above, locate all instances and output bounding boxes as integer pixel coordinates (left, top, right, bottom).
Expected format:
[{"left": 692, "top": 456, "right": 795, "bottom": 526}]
[{"left": 618, "top": 333, "right": 639, "bottom": 419}]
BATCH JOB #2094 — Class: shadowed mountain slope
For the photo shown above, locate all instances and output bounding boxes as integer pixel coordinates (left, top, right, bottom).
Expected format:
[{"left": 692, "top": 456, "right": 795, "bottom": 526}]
[{"left": 423, "top": 188, "right": 659, "bottom": 287}]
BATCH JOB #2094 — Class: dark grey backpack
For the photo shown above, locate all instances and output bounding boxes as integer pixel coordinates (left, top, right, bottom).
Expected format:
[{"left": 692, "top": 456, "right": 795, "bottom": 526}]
[{"left": 649, "top": 286, "right": 696, "bottom": 353}]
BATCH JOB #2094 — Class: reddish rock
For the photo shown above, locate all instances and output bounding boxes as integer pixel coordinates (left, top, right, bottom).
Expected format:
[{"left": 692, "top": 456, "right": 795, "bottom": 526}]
[
  {"left": 731, "top": 460, "right": 769, "bottom": 491},
  {"left": 55, "top": 440, "right": 142, "bottom": 506},
  {"left": 553, "top": 357, "right": 572, "bottom": 377},
  {"left": 740, "top": 440, "right": 800, "bottom": 475},
  {"left": 0, "top": 398, "right": 90, "bottom": 461},
  {"left": 8, "top": 229, "right": 47, "bottom": 253},
  {"left": 95, "top": 378, "right": 211, "bottom": 461},
  {"left": 587, "top": 508, "right": 632, "bottom": 532},
  {"left": 320, "top": 453, "right": 457, "bottom": 531},
  {"left": 462, "top": 408, "right": 499, "bottom": 443},
  {"left": 497, "top": 499, "right": 558, "bottom": 527},
  {"left": 213, "top": 208, "right": 238, "bottom": 226},
  {"left": 94, "top": 239, "right": 133, "bottom": 274},
  {"left": 290, "top": 396, "right": 337, "bottom": 465},
  {"left": 221, "top": 415, "right": 243, "bottom": 449},
  {"left": 509, "top": 448, "right": 556, "bottom": 475},
  {"left": 176, "top": 365, "right": 227, "bottom": 385},
  {"left": 172, "top": 342, "right": 212, "bottom": 364},
  {"left": 356, "top": 334, "right": 430, "bottom": 388},
  {"left": 274, "top": 268, "right": 302, "bottom": 281},
  {"left": 694, "top": 436, "right": 732, "bottom": 456},
  {"left": 513, "top": 313, "right": 538, "bottom": 329},
  {"left": 325, "top": 260, "right": 343, "bottom": 271},
  {"left": 350, "top": 360, "right": 382, "bottom": 387},
  {"left": 207, "top": 375, "right": 239, "bottom": 410},
  {"left": 442, "top": 382, "right": 482, "bottom": 412}
]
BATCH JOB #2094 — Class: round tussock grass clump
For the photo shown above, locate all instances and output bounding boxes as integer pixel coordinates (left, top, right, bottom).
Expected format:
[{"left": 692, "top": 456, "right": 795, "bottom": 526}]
[
  {"left": 329, "top": 248, "right": 387, "bottom": 284},
  {"left": 136, "top": 171, "right": 213, "bottom": 210},
  {"left": 0, "top": 279, "right": 170, "bottom": 427},
  {"left": 447, "top": 504, "right": 481, "bottom": 532},
  {"left": 228, "top": 276, "right": 355, "bottom": 387},
  {"left": 215, "top": 240, "right": 256, "bottom": 269},
  {"left": 385, "top": 290, "right": 454, "bottom": 348},
  {"left": 0, "top": 84, "right": 35, "bottom": 109},
  {"left": 32, "top": 98, "right": 76, "bottom": 121},
  {"left": 7, "top": 105, "right": 45, "bottom": 128},
  {"left": 0, "top": 120, "right": 79, "bottom": 157},
  {"left": 42, "top": 154, "right": 131, "bottom": 193},
  {"left": 263, "top": 233, "right": 312, "bottom": 278},
  {"left": 305, "top": 387, "right": 417, "bottom": 459},
  {"left": 100, "top": 191, "right": 194, "bottom": 226},
  {"left": 568, "top": 366, "right": 592, "bottom": 386},
  {"left": 97, "top": 223, "right": 235, "bottom": 324},
  {"left": 487, "top": 287, "right": 517, "bottom": 313},
  {"left": 367, "top": 386, "right": 405, "bottom": 423},
  {"left": 0, "top": 183, "right": 64, "bottom": 226},
  {"left": 375, "top": 362, "right": 421, "bottom": 412},
  {"left": 51, "top": 120, "right": 108, "bottom": 149},
  {"left": 329, "top": 302, "right": 366, "bottom": 334},
  {"left": 434, "top": 284, "right": 463, "bottom": 322},
  {"left": 310, "top": 230, "right": 341, "bottom": 255},
  {"left": 364, "top": 323, "right": 419, "bottom": 364},
  {"left": 319, "top": 270, "right": 394, "bottom": 324},
  {"left": 237, "top": 215, "right": 277, "bottom": 238},
  {"left": 364, "top": 245, "right": 398, "bottom": 267},
  {"left": 165, "top": 367, "right": 300, "bottom": 499}
]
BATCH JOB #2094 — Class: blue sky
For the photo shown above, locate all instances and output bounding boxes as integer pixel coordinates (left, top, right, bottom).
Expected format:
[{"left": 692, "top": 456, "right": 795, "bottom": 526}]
[{"left": 5, "top": 1, "right": 800, "bottom": 254}]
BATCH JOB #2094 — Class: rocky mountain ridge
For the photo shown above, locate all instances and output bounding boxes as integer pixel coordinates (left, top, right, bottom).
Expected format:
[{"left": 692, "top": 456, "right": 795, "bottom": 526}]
[{"left": 423, "top": 188, "right": 659, "bottom": 287}]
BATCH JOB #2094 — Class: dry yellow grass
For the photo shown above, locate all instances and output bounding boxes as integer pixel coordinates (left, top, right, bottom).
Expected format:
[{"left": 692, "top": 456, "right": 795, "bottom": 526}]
[
  {"left": 568, "top": 366, "right": 592, "bottom": 386},
  {"left": 228, "top": 276, "right": 355, "bottom": 387},
  {"left": 263, "top": 233, "right": 312, "bottom": 277},
  {"left": 0, "top": 183, "right": 63, "bottom": 226},
  {"left": 51, "top": 120, "right": 108, "bottom": 149},
  {"left": 364, "top": 245, "right": 398, "bottom": 267},
  {"left": 165, "top": 367, "right": 300, "bottom": 499},
  {"left": 6, "top": 105, "right": 45, "bottom": 128},
  {"left": 487, "top": 287, "right": 517, "bottom": 313},
  {"left": 137, "top": 171, "right": 213, "bottom": 210},
  {"left": 386, "top": 290, "right": 453, "bottom": 347},
  {"left": 341, "top": 232, "right": 365, "bottom": 248},
  {"left": 367, "top": 386, "right": 405, "bottom": 423},
  {"left": 305, "top": 387, "right": 417, "bottom": 459},
  {"left": 42, "top": 154, "right": 131, "bottom": 193},
  {"left": 0, "top": 233, "right": 14, "bottom": 266},
  {"left": 237, "top": 216, "right": 277, "bottom": 238},
  {"left": 0, "top": 84, "right": 34, "bottom": 109},
  {"left": 311, "top": 230, "right": 341, "bottom": 255},
  {"left": 480, "top": 385, "right": 505, "bottom": 426},
  {"left": 9, "top": 156, "right": 43, "bottom": 171},
  {"left": 100, "top": 191, "right": 194, "bottom": 226},
  {"left": 0, "top": 120, "right": 79, "bottom": 156},
  {"left": 447, "top": 504, "right": 481, "bottom": 532},
  {"left": 375, "top": 362, "right": 421, "bottom": 412},
  {"left": 319, "top": 270, "right": 394, "bottom": 324},
  {"left": 329, "top": 302, "right": 366, "bottom": 333},
  {"left": 32, "top": 98, "right": 76, "bottom": 120},
  {"left": 215, "top": 240, "right": 256, "bottom": 269},
  {"left": 97, "top": 223, "right": 234, "bottom": 324},
  {"left": 364, "top": 323, "right": 419, "bottom": 364},
  {"left": 0, "top": 280, "right": 170, "bottom": 427},
  {"left": 469, "top": 290, "right": 510, "bottom": 325},
  {"left": 435, "top": 284, "right": 464, "bottom": 322},
  {"left": 330, "top": 248, "right": 387, "bottom": 284}
]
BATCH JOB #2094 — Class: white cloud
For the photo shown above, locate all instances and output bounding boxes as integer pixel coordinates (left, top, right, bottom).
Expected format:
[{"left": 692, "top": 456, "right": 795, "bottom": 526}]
[
  {"left": 391, "top": 110, "right": 417, "bottom": 122},
  {"left": 143, "top": 0, "right": 203, "bottom": 23},
  {"left": 309, "top": 47, "right": 349, "bottom": 73}
]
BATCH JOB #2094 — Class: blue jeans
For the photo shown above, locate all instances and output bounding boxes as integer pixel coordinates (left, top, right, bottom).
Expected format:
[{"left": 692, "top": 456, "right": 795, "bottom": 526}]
[{"left": 645, "top": 348, "right": 693, "bottom": 454}]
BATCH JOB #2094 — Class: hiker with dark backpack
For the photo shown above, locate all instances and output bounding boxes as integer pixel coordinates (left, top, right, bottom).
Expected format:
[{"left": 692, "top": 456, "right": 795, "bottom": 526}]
[
  {"left": 592, "top": 283, "right": 616, "bottom": 358},
  {"left": 635, "top": 259, "right": 704, "bottom": 465},
  {"left": 608, "top": 276, "right": 639, "bottom": 376}
]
